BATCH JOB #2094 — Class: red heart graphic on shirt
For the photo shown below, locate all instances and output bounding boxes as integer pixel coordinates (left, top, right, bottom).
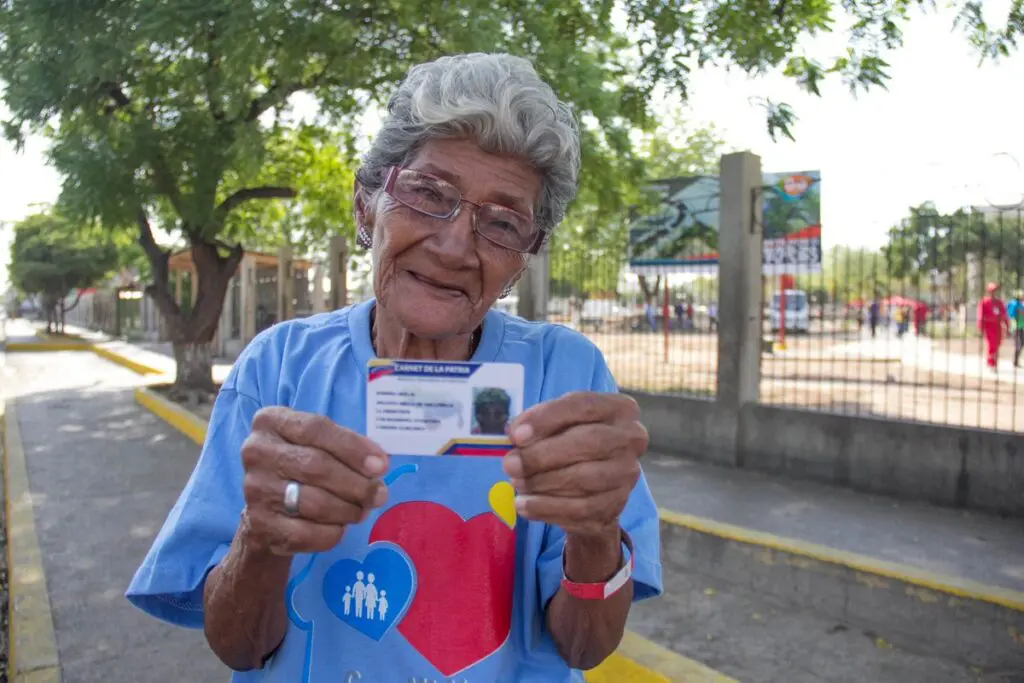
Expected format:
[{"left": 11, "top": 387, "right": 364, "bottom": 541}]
[{"left": 369, "top": 501, "right": 515, "bottom": 677}]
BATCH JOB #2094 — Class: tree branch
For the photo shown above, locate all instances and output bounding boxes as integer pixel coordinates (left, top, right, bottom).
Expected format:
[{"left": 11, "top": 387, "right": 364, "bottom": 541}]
[
  {"left": 98, "top": 81, "right": 131, "bottom": 115},
  {"left": 213, "top": 186, "right": 296, "bottom": 223},
  {"left": 242, "top": 58, "right": 338, "bottom": 123},
  {"left": 63, "top": 288, "right": 86, "bottom": 314},
  {"left": 135, "top": 209, "right": 181, "bottom": 321}
]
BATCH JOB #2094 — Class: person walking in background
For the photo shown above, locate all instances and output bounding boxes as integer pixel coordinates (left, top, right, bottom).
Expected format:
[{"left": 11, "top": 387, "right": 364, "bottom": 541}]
[
  {"left": 1008, "top": 289, "right": 1024, "bottom": 367},
  {"left": 977, "top": 282, "right": 1010, "bottom": 373},
  {"left": 869, "top": 299, "right": 880, "bottom": 338},
  {"left": 913, "top": 300, "right": 929, "bottom": 337},
  {"left": 894, "top": 306, "right": 907, "bottom": 338}
]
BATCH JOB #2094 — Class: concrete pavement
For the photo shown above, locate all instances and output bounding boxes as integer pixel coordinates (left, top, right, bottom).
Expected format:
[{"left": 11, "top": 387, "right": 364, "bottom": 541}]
[{"left": 2, "top": 349, "right": 228, "bottom": 683}]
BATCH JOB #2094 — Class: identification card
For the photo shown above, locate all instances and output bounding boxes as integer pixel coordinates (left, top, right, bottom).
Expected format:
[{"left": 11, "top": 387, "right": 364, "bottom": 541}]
[{"left": 367, "top": 359, "right": 524, "bottom": 456}]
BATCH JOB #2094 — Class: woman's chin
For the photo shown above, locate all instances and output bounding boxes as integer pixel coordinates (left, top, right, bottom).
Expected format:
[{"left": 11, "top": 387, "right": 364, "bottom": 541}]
[{"left": 388, "top": 299, "right": 478, "bottom": 341}]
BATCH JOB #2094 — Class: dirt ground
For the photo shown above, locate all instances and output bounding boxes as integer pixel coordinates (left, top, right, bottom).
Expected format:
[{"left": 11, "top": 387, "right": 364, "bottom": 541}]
[{"left": 584, "top": 329, "right": 1024, "bottom": 433}]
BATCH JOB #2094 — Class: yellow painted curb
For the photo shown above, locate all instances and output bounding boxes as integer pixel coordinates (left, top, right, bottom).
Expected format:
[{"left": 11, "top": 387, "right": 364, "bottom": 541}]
[
  {"left": 3, "top": 402, "right": 62, "bottom": 683},
  {"left": 91, "top": 345, "right": 165, "bottom": 376},
  {"left": 659, "top": 508, "right": 1024, "bottom": 613},
  {"left": 587, "top": 631, "right": 737, "bottom": 682},
  {"left": 133, "top": 387, "right": 207, "bottom": 446},
  {"left": 6, "top": 333, "right": 165, "bottom": 376},
  {"left": 131, "top": 387, "right": 728, "bottom": 682},
  {"left": 6, "top": 342, "right": 91, "bottom": 352}
]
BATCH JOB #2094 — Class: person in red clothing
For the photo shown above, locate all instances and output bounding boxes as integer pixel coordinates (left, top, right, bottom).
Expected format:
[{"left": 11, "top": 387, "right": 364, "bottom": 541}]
[
  {"left": 913, "top": 300, "right": 929, "bottom": 336},
  {"left": 977, "top": 282, "right": 1010, "bottom": 372}
]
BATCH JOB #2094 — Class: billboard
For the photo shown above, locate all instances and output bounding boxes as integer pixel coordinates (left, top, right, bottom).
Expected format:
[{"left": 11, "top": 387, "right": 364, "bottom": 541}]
[{"left": 627, "top": 171, "right": 821, "bottom": 275}]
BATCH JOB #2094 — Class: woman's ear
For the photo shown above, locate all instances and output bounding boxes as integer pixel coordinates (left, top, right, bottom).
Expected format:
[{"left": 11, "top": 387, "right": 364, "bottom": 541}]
[{"left": 353, "top": 180, "right": 373, "bottom": 249}]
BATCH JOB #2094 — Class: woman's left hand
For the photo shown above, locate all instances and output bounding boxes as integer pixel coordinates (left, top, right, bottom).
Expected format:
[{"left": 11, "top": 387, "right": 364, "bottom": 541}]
[{"left": 502, "top": 392, "right": 648, "bottom": 539}]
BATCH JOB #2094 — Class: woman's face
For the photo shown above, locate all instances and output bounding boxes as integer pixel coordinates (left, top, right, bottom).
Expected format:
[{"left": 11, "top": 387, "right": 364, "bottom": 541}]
[{"left": 361, "top": 138, "right": 541, "bottom": 339}]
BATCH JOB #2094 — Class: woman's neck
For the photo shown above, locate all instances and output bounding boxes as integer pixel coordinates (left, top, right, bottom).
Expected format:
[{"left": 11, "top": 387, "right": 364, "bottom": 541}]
[{"left": 371, "top": 305, "right": 479, "bottom": 361}]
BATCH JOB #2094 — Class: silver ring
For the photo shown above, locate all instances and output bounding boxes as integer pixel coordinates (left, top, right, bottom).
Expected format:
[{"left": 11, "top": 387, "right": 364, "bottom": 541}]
[{"left": 283, "top": 480, "right": 301, "bottom": 517}]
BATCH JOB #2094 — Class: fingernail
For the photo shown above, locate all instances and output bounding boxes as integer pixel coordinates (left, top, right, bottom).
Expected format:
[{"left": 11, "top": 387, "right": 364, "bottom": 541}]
[
  {"left": 373, "top": 485, "right": 388, "bottom": 507},
  {"left": 365, "top": 455, "right": 386, "bottom": 475},
  {"left": 514, "top": 495, "right": 530, "bottom": 515},
  {"left": 503, "top": 454, "right": 523, "bottom": 478},
  {"left": 510, "top": 424, "right": 533, "bottom": 445}
]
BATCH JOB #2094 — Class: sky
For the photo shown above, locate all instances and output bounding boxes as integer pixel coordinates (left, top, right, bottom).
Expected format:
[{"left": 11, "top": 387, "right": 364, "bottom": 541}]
[{"left": 1, "top": 2, "right": 1023, "bottom": 290}]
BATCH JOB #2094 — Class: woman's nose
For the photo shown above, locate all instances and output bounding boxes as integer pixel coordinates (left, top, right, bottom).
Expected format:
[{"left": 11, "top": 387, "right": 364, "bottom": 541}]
[{"left": 432, "top": 203, "right": 479, "bottom": 266}]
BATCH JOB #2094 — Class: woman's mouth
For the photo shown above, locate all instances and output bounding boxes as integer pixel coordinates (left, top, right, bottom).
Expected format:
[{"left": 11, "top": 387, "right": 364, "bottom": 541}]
[{"left": 406, "top": 270, "right": 466, "bottom": 298}]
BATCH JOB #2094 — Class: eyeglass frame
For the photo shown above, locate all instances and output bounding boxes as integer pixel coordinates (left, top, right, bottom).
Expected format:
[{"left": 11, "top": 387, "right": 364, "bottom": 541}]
[{"left": 382, "top": 165, "right": 547, "bottom": 254}]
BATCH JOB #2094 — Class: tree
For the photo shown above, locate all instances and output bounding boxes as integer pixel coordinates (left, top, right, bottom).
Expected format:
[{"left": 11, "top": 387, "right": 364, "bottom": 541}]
[
  {"left": 8, "top": 213, "right": 118, "bottom": 334},
  {"left": 622, "top": 0, "right": 1023, "bottom": 140},
  {"left": 884, "top": 203, "right": 1024, "bottom": 300},
  {"left": 2, "top": 1, "right": 1018, "bottom": 388},
  {"left": 0, "top": 1, "right": 651, "bottom": 389}
]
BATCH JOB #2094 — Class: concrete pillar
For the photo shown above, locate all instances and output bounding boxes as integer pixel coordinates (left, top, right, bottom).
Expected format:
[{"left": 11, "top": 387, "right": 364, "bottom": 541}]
[
  {"left": 516, "top": 247, "right": 549, "bottom": 321},
  {"left": 240, "top": 256, "right": 257, "bottom": 343},
  {"left": 328, "top": 235, "right": 348, "bottom": 310},
  {"left": 716, "top": 151, "right": 764, "bottom": 411},
  {"left": 311, "top": 263, "right": 326, "bottom": 313},
  {"left": 174, "top": 270, "right": 183, "bottom": 307},
  {"left": 277, "top": 246, "right": 294, "bottom": 322}
]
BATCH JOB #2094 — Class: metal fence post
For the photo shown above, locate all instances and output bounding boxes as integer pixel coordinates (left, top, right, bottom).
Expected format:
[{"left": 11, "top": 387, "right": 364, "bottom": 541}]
[{"left": 717, "top": 151, "right": 764, "bottom": 411}]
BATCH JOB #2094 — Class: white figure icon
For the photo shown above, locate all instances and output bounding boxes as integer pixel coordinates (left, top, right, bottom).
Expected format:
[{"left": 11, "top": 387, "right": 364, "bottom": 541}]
[
  {"left": 353, "top": 571, "right": 366, "bottom": 618},
  {"left": 378, "top": 591, "right": 389, "bottom": 621},
  {"left": 342, "top": 585, "right": 352, "bottom": 616},
  {"left": 364, "top": 573, "right": 379, "bottom": 620}
]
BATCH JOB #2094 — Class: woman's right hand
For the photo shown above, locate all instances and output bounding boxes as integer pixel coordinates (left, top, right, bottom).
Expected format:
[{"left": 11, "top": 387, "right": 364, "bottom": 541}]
[{"left": 239, "top": 406, "right": 390, "bottom": 556}]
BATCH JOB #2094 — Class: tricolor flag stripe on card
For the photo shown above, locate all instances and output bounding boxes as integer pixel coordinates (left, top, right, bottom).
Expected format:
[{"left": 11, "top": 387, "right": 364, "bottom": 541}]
[
  {"left": 438, "top": 438, "right": 514, "bottom": 457},
  {"left": 368, "top": 361, "right": 396, "bottom": 382}
]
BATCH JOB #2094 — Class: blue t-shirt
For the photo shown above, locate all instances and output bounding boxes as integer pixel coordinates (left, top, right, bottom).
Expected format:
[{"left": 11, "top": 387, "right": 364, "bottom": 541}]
[{"left": 126, "top": 299, "right": 663, "bottom": 683}]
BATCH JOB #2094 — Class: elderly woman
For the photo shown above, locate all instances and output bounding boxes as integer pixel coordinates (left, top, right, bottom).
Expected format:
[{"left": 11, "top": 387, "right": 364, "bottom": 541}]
[{"left": 127, "top": 52, "right": 662, "bottom": 682}]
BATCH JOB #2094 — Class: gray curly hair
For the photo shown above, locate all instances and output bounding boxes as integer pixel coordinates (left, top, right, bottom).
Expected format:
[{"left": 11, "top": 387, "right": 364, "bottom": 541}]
[{"left": 356, "top": 53, "right": 581, "bottom": 238}]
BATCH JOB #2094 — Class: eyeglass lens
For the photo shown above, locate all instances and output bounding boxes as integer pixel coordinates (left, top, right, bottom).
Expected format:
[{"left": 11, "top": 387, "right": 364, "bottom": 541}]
[{"left": 391, "top": 168, "right": 537, "bottom": 251}]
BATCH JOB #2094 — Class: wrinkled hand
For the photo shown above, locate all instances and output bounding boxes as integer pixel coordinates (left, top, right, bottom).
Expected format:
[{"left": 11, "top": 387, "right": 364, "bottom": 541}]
[
  {"left": 502, "top": 392, "right": 647, "bottom": 539},
  {"left": 240, "top": 407, "right": 390, "bottom": 556}
]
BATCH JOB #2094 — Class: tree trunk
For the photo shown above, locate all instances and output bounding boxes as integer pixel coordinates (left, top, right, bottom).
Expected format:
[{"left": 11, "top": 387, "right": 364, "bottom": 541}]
[
  {"left": 137, "top": 213, "right": 243, "bottom": 391},
  {"left": 172, "top": 340, "right": 215, "bottom": 393}
]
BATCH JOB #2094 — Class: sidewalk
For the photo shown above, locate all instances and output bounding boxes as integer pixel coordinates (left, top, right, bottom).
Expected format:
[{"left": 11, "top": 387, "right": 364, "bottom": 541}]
[
  {"left": 3, "top": 348, "right": 228, "bottom": 682},
  {"left": 642, "top": 454, "right": 1024, "bottom": 593},
  {"left": 23, "top": 320, "right": 235, "bottom": 383}
]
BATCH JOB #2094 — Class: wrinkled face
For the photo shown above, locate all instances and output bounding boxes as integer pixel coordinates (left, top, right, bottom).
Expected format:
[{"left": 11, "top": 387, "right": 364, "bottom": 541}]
[{"left": 358, "top": 138, "right": 541, "bottom": 339}]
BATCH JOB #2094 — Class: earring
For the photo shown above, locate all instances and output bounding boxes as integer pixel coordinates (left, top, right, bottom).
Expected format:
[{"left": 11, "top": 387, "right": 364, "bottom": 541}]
[
  {"left": 357, "top": 224, "right": 372, "bottom": 249},
  {"left": 500, "top": 270, "right": 523, "bottom": 299}
]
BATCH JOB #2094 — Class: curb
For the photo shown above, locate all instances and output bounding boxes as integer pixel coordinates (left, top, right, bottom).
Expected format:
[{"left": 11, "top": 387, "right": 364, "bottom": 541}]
[
  {"left": 6, "top": 332, "right": 166, "bottom": 376},
  {"left": 3, "top": 402, "right": 62, "bottom": 683},
  {"left": 5, "top": 342, "right": 91, "bottom": 352},
  {"left": 659, "top": 508, "right": 1024, "bottom": 613},
  {"left": 131, "top": 388, "right": 732, "bottom": 682},
  {"left": 133, "top": 387, "right": 206, "bottom": 446}
]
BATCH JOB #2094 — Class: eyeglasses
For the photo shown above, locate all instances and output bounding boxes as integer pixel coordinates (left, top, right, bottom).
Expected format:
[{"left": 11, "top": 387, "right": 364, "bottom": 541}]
[{"left": 384, "top": 166, "right": 544, "bottom": 254}]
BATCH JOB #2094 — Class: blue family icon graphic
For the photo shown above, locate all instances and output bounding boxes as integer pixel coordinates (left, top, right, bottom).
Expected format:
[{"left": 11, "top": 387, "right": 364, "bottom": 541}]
[{"left": 323, "top": 544, "right": 416, "bottom": 641}]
